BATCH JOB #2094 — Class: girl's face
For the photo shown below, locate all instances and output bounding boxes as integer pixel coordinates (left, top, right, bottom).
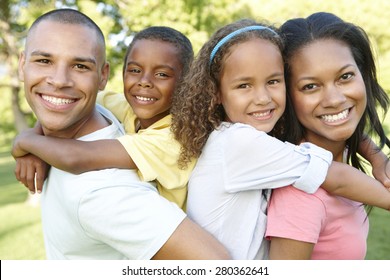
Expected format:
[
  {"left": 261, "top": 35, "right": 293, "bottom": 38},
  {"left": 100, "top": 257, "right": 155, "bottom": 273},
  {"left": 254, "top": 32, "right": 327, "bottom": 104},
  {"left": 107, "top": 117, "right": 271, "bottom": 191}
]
[
  {"left": 288, "top": 39, "right": 367, "bottom": 152},
  {"left": 123, "top": 39, "right": 182, "bottom": 129},
  {"left": 219, "top": 38, "right": 285, "bottom": 133}
]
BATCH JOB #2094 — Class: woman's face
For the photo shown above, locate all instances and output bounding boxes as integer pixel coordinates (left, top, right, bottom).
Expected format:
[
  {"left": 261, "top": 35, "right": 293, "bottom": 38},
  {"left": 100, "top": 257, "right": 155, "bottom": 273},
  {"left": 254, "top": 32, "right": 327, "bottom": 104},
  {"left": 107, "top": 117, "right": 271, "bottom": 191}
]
[{"left": 288, "top": 39, "right": 367, "bottom": 152}]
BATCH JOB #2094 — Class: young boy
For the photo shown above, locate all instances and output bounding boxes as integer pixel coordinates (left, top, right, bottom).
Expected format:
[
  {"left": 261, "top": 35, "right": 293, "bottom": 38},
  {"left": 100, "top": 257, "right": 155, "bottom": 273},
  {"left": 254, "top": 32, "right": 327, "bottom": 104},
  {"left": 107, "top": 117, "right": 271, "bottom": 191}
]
[{"left": 13, "top": 26, "right": 195, "bottom": 210}]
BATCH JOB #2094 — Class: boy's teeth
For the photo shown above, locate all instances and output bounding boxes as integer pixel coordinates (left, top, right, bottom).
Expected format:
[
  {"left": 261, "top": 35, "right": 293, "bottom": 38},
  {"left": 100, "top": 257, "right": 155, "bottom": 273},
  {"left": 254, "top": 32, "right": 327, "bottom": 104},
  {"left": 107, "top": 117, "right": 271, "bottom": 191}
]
[
  {"left": 42, "top": 95, "right": 75, "bottom": 105},
  {"left": 321, "top": 109, "right": 349, "bottom": 122},
  {"left": 136, "top": 96, "right": 155, "bottom": 101}
]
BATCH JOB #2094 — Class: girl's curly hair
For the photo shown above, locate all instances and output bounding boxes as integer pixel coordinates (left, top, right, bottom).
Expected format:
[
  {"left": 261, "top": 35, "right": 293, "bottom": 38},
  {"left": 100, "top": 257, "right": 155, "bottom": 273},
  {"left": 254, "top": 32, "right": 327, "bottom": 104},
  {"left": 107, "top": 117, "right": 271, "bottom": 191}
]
[{"left": 171, "top": 19, "right": 283, "bottom": 168}]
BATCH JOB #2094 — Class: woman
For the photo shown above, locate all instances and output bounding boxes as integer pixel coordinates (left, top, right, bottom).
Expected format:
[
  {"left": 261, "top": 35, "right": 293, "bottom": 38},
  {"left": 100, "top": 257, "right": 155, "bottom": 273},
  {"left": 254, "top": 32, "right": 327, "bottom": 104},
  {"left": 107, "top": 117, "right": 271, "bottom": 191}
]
[{"left": 266, "top": 12, "right": 390, "bottom": 260}]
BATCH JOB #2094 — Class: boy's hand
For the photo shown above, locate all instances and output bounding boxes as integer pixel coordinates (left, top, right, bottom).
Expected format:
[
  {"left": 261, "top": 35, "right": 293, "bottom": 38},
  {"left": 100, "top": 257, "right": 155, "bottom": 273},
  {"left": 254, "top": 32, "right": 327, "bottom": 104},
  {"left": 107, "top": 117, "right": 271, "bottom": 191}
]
[{"left": 14, "top": 154, "right": 49, "bottom": 194}]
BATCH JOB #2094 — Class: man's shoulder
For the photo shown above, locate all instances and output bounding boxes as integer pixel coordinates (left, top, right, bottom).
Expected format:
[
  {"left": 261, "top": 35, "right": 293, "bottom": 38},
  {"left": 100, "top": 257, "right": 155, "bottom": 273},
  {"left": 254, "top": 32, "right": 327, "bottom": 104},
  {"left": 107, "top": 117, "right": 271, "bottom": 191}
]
[{"left": 96, "top": 104, "right": 121, "bottom": 125}]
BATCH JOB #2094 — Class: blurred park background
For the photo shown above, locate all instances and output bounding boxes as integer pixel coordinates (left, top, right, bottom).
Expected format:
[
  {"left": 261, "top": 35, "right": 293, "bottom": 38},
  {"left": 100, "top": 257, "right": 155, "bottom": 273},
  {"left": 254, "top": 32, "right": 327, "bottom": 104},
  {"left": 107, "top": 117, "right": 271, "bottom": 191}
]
[{"left": 0, "top": 0, "right": 389, "bottom": 260}]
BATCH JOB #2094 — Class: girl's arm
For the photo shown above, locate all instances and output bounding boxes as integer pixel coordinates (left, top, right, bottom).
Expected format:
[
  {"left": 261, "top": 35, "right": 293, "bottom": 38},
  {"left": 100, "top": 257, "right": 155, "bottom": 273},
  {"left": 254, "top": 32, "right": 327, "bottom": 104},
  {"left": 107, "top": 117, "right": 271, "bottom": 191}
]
[
  {"left": 358, "top": 136, "right": 390, "bottom": 187},
  {"left": 321, "top": 161, "right": 390, "bottom": 210},
  {"left": 12, "top": 128, "right": 136, "bottom": 174}
]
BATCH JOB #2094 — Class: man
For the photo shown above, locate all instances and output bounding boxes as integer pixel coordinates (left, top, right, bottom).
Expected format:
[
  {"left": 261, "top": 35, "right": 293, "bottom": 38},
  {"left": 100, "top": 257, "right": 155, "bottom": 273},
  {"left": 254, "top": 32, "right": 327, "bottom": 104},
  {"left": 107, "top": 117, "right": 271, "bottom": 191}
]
[{"left": 14, "top": 8, "right": 229, "bottom": 260}]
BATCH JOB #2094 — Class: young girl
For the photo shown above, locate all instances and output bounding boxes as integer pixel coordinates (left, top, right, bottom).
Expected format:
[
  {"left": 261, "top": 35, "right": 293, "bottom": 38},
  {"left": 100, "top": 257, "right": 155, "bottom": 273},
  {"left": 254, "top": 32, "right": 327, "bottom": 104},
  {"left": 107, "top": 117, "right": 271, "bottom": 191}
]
[
  {"left": 265, "top": 12, "right": 390, "bottom": 260},
  {"left": 171, "top": 18, "right": 390, "bottom": 259},
  {"left": 13, "top": 26, "right": 195, "bottom": 210}
]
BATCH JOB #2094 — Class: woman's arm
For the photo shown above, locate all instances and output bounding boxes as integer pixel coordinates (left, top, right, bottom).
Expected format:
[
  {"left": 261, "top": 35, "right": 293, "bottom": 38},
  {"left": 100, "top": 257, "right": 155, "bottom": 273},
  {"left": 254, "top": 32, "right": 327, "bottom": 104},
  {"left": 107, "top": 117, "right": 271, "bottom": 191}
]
[
  {"left": 321, "top": 161, "right": 390, "bottom": 210},
  {"left": 269, "top": 237, "right": 314, "bottom": 260},
  {"left": 12, "top": 128, "right": 136, "bottom": 174}
]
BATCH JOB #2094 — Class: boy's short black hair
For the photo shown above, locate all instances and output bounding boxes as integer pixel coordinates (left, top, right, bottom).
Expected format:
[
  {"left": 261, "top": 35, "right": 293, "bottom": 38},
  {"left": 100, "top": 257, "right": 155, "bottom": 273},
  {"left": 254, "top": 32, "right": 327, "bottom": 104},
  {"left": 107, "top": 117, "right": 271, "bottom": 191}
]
[{"left": 123, "top": 26, "right": 194, "bottom": 78}]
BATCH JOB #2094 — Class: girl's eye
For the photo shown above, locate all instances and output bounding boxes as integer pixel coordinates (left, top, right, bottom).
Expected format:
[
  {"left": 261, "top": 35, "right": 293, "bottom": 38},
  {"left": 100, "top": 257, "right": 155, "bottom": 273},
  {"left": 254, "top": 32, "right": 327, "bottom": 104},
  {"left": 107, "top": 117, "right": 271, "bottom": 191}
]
[
  {"left": 238, "top": 83, "right": 250, "bottom": 89},
  {"left": 301, "top": 83, "right": 318, "bottom": 91}
]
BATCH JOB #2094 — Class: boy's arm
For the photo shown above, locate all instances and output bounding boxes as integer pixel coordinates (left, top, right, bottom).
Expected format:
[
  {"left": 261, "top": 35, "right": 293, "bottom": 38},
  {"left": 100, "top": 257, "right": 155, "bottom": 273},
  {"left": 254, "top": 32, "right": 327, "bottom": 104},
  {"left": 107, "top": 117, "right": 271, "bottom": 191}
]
[
  {"left": 358, "top": 136, "right": 390, "bottom": 187},
  {"left": 12, "top": 128, "right": 136, "bottom": 174},
  {"left": 152, "top": 217, "right": 231, "bottom": 260},
  {"left": 321, "top": 161, "right": 390, "bottom": 210}
]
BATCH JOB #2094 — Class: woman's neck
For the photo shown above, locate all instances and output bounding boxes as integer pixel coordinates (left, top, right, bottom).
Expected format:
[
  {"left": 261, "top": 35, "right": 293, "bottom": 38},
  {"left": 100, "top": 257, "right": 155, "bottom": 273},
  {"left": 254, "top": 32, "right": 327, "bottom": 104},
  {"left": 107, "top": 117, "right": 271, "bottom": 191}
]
[{"left": 303, "top": 134, "right": 346, "bottom": 162}]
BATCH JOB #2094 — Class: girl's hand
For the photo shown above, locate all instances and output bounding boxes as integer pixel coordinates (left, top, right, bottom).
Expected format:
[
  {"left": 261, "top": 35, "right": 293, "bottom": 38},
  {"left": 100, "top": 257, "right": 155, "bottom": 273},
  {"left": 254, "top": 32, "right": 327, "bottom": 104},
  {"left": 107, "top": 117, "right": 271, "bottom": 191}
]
[{"left": 371, "top": 157, "right": 390, "bottom": 190}]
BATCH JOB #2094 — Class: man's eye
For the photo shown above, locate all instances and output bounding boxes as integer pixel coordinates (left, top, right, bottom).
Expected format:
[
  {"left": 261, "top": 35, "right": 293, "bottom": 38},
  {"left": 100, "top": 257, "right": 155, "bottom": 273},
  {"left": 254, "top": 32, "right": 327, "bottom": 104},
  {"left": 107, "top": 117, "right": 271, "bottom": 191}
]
[
  {"left": 36, "top": 59, "right": 50, "bottom": 64},
  {"left": 75, "top": 64, "right": 89, "bottom": 70}
]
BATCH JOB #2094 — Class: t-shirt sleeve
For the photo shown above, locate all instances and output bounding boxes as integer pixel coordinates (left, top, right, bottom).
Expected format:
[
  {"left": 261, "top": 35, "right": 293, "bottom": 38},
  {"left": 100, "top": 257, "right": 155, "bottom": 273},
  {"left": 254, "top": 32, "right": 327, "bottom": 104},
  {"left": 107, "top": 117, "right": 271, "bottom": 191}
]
[
  {"left": 97, "top": 91, "right": 130, "bottom": 123},
  {"left": 78, "top": 183, "right": 186, "bottom": 259},
  {"left": 117, "top": 128, "right": 192, "bottom": 190},
  {"left": 222, "top": 124, "right": 332, "bottom": 194},
  {"left": 265, "top": 186, "right": 326, "bottom": 243}
]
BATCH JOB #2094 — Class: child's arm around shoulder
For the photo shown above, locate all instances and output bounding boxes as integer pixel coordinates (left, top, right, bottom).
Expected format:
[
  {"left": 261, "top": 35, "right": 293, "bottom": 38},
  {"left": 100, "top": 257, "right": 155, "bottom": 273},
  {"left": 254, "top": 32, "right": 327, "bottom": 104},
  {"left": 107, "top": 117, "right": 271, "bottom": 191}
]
[
  {"left": 12, "top": 127, "right": 136, "bottom": 174},
  {"left": 321, "top": 161, "right": 390, "bottom": 210}
]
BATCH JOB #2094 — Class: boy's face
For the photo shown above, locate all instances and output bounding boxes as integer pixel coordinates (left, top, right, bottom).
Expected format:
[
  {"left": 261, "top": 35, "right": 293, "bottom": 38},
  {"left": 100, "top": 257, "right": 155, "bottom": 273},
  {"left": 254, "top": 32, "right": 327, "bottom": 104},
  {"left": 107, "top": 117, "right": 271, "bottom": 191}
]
[
  {"left": 123, "top": 39, "right": 182, "bottom": 129},
  {"left": 219, "top": 38, "right": 286, "bottom": 133},
  {"left": 18, "top": 20, "right": 109, "bottom": 138}
]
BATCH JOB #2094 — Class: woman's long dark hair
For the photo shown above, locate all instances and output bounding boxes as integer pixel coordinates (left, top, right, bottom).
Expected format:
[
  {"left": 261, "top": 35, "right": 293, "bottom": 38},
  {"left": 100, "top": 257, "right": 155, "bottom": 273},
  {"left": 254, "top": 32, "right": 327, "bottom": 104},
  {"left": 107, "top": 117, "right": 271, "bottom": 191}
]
[{"left": 280, "top": 12, "right": 389, "bottom": 174}]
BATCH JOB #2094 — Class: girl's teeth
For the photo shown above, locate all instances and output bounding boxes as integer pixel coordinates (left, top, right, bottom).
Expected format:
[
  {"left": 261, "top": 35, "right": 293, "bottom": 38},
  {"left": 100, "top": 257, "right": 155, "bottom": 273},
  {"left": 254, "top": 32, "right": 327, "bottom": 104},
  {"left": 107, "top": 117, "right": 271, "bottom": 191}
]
[
  {"left": 252, "top": 110, "right": 271, "bottom": 117},
  {"left": 42, "top": 95, "right": 75, "bottom": 105},
  {"left": 321, "top": 109, "right": 349, "bottom": 122}
]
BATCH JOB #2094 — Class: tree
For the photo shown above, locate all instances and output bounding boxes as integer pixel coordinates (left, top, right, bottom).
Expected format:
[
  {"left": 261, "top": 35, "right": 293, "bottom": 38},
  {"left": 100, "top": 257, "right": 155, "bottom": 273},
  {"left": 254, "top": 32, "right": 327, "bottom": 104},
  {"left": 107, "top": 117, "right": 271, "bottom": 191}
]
[
  {"left": 0, "top": 0, "right": 254, "bottom": 204},
  {"left": 1, "top": 0, "right": 389, "bottom": 146},
  {"left": 0, "top": 0, "right": 32, "bottom": 139},
  {"left": 0, "top": 0, "right": 255, "bottom": 143}
]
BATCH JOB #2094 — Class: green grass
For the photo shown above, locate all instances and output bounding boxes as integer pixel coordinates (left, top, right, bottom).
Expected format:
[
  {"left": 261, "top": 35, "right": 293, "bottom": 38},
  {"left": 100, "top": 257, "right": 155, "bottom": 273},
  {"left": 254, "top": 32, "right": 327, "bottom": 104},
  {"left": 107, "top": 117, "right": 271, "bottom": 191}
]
[
  {"left": 0, "top": 150, "right": 389, "bottom": 260},
  {"left": 366, "top": 207, "right": 390, "bottom": 259},
  {"left": 0, "top": 150, "right": 45, "bottom": 260}
]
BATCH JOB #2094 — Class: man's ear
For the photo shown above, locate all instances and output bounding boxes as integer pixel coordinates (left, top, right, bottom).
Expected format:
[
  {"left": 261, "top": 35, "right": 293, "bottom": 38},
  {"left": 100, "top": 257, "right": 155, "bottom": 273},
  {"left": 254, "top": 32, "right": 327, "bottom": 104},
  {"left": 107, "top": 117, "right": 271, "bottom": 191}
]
[
  {"left": 18, "top": 51, "right": 26, "bottom": 82},
  {"left": 99, "top": 62, "right": 110, "bottom": 90}
]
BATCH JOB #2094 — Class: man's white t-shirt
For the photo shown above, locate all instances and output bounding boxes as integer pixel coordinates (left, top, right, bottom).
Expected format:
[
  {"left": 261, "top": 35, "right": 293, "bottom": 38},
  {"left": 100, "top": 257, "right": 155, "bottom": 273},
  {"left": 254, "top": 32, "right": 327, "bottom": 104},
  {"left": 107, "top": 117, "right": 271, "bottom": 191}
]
[{"left": 41, "top": 105, "right": 185, "bottom": 259}]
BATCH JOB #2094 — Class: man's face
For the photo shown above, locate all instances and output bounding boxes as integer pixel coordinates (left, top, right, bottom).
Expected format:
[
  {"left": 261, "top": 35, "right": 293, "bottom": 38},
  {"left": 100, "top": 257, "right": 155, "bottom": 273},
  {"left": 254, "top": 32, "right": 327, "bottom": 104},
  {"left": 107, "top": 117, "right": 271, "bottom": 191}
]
[{"left": 18, "top": 20, "right": 109, "bottom": 138}]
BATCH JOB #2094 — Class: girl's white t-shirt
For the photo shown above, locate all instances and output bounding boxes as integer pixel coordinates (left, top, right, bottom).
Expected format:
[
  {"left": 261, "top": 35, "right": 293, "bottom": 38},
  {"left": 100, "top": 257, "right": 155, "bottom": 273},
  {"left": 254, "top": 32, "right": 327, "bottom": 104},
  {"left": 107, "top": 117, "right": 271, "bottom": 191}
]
[{"left": 186, "top": 122, "right": 332, "bottom": 259}]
